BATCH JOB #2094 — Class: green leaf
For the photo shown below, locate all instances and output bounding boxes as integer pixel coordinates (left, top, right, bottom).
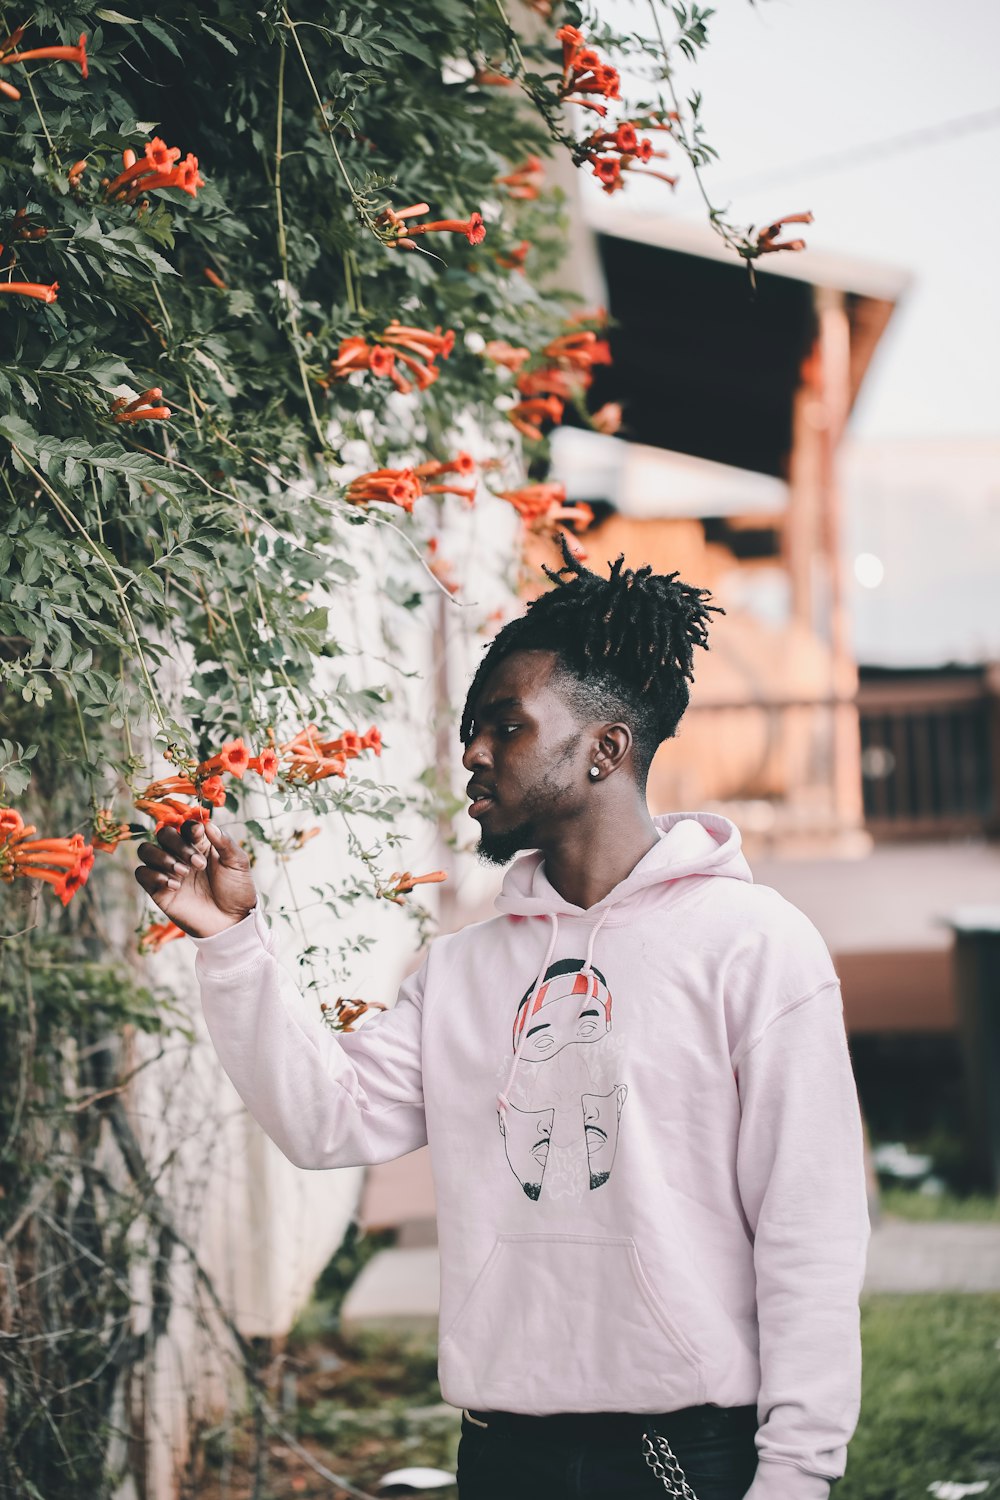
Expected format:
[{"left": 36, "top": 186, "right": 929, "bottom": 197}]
[
  {"left": 201, "top": 22, "right": 239, "bottom": 55},
  {"left": 0, "top": 415, "right": 40, "bottom": 454}
]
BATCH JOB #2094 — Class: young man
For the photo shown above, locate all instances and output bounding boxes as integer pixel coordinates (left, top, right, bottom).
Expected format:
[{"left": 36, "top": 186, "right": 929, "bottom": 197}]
[{"left": 136, "top": 545, "right": 871, "bottom": 1500}]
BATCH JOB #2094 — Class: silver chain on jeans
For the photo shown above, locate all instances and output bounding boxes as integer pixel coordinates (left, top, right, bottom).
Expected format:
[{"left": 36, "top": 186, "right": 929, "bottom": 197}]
[{"left": 641, "top": 1429, "right": 700, "bottom": 1499}]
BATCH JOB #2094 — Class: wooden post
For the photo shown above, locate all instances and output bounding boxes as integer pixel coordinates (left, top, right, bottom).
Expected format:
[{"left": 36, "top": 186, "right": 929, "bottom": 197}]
[{"left": 818, "top": 287, "right": 864, "bottom": 833}]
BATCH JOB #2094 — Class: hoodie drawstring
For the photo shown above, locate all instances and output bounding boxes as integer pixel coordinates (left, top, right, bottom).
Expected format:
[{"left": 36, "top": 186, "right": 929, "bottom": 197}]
[
  {"left": 497, "top": 911, "right": 559, "bottom": 1116},
  {"left": 583, "top": 906, "right": 610, "bottom": 974},
  {"left": 497, "top": 906, "right": 612, "bottom": 1119}
]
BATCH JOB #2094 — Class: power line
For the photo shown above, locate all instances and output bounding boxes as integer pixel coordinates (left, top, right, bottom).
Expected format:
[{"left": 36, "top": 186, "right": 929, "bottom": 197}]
[{"left": 718, "top": 104, "right": 1000, "bottom": 195}]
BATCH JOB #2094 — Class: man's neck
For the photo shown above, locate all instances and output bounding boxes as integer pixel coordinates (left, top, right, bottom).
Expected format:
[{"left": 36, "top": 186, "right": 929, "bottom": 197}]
[{"left": 539, "top": 804, "right": 660, "bottom": 911}]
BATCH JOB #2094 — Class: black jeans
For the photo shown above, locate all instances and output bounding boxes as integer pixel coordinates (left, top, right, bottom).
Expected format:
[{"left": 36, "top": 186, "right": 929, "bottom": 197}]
[{"left": 457, "top": 1402, "right": 759, "bottom": 1500}]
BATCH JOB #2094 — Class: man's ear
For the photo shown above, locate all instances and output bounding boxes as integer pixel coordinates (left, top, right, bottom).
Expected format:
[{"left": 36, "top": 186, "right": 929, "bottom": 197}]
[{"left": 596, "top": 722, "right": 632, "bottom": 775}]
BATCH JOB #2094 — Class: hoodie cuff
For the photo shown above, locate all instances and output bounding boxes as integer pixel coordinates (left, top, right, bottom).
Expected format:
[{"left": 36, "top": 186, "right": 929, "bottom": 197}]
[
  {"left": 741, "top": 1461, "right": 831, "bottom": 1500},
  {"left": 190, "top": 904, "right": 270, "bottom": 974}
]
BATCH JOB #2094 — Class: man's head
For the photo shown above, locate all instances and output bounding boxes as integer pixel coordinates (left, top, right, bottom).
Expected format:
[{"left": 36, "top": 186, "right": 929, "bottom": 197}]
[
  {"left": 511, "top": 958, "right": 613, "bottom": 1061},
  {"left": 461, "top": 538, "right": 722, "bottom": 864}
]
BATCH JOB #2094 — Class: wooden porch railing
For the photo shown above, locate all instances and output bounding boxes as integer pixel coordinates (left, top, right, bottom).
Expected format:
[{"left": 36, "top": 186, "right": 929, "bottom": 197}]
[{"left": 857, "top": 671, "right": 1000, "bottom": 839}]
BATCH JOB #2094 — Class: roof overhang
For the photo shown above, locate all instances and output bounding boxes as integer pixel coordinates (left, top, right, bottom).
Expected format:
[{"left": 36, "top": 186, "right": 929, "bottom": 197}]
[{"left": 575, "top": 201, "right": 910, "bottom": 479}]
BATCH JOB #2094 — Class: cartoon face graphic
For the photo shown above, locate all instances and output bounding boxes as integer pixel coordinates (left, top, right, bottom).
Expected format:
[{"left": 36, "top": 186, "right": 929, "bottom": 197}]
[
  {"left": 512, "top": 960, "right": 612, "bottom": 1063},
  {"left": 498, "top": 1103, "right": 555, "bottom": 1200},
  {"left": 582, "top": 1086, "right": 628, "bottom": 1190},
  {"left": 500, "top": 958, "right": 628, "bottom": 1202}
]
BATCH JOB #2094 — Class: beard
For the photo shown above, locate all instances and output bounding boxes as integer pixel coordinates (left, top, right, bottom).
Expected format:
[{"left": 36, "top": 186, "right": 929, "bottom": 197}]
[{"left": 476, "top": 819, "right": 536, "bottom": 866}]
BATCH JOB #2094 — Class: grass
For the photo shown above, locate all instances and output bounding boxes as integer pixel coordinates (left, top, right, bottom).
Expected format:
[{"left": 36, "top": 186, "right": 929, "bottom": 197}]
[
  {"left": 841, "top": 1293, "right": 1000, "bottom": 1500},
  {"left": 879, "top": 1184, "right": 1000, "bottom": 1222},
  {"left": 191, "top": 1295, "right": 1000, "bottom": 1499}
]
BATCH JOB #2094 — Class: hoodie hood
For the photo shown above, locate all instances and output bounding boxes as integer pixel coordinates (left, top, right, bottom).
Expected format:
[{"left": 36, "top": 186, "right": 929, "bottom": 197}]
[{"left": 494, "top": 811, "right": 752, "bottom": 923}]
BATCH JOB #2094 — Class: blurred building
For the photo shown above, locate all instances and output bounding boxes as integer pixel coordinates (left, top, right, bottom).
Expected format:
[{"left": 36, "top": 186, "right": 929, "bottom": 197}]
[
  {"left": 550, "top": 204, "right": 909, "bottom": 854},
  {"left": 546, "top": 208, "right": 1000, "bottom": 1154},
  {"left": 359, "top": 211, "right": 1000, "bottom": 1279}
]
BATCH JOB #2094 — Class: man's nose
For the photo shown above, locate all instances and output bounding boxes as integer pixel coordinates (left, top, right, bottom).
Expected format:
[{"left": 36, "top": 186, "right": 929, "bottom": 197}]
[{"left": 462, "top": 734, "right": 491, "bottom": 771}]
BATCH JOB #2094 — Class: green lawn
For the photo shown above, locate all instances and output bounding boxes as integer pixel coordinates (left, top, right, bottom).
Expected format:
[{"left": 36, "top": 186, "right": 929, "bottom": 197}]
[
  {"left": 197, "top": 1293, "right": 1000, "bottom": 1497},
  {"left": 840, "top": 1293, "right": 1000, "bottom": 1500},
  {"left": 879, "top": 1185, "right": 1000, "bottom": 1222}
]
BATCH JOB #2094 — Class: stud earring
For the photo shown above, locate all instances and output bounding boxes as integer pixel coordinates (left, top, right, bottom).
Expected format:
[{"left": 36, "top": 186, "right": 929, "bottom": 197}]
[{"left": 589, "top": 765, "right": 600, "bottom": 779}]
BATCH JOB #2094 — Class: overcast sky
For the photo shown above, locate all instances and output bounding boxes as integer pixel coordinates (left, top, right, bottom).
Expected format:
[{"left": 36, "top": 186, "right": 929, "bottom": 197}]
[{"left": 594, "top": 0, "right": 1000, "bottom": 439}]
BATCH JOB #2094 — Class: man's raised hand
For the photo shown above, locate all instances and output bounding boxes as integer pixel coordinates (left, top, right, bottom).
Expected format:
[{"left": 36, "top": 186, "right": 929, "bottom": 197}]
[{"left": 134, "top": 819, "right": 258, "bottom": 938}]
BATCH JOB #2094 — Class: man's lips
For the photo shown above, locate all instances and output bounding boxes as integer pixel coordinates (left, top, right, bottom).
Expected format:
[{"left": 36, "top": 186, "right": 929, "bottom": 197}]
[{"left": 467, "top": 784, "right": 497, "bottom": 818}]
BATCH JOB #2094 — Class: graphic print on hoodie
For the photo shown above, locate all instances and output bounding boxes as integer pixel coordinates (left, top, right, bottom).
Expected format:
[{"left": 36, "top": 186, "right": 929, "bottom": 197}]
[{"left": 500, "top": 957, "right": 628, "bottom": 1201}]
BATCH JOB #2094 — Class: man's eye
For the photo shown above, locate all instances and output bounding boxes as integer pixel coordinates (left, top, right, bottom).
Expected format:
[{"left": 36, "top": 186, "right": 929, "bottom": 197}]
[{"left": 499, "top": 723, "right": 519, "bottom": 736}]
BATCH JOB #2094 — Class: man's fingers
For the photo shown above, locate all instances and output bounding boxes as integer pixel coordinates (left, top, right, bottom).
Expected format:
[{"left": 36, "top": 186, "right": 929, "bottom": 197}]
[
  {"left": 181, "top": 818, "right": 211, "bottom": 851},
  {"left": 159, "top": 822, "right": 207, "bottom": 871},
  {"left": 136, "top": 840, "right": 183, "bottom": 877},
  {"left": 134, "top": 863, "right": 180, "bottom": 895},
  {"left": 201, "top": 819, "right": 251, "bottom": 870}
]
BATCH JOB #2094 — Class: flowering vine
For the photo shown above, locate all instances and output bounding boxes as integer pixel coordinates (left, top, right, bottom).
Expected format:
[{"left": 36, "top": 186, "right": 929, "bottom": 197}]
[{"left": 0, "top": 4, "right": 806, "bottom": 1490}]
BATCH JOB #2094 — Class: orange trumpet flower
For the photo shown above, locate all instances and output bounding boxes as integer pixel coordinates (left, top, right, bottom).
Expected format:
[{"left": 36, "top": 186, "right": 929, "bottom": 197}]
[
  {"left": 92, "top": 808, "right": 131, "bottom": 853},
  {"left": 346, "top": 467, "right": 423, "bottom": 513},
  {"left": 111, "top": 387, "right": 171, "bottom": 424},
  {"left": 755, "top": 211, "right": 814, "bottom": 255},
  {"left": 134, "top": 797, "right": 211, "bottom": 834},
  {"left": 0, "top": 824, "right": 95, "bottom": 905},
  {"left": 382, "top": 869, "right": 447, "bottom": 904},
  {"left": 0, "top": 32, "right": 87, "bottom": 78},
  {"left": 138, "top": 918, "right": 186, "bottom": 953},
  {"left": 507, "top": 395, "right": 565, "bottom": 441},
  {"left": 0, "top": 280, "right": 58, "bottom": 302},
  {"left": 197, "top": 738, "right": 251, "bottom": 781}
]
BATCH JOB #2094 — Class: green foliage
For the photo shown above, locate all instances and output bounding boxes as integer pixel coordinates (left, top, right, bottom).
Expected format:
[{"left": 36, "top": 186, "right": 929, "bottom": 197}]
[
  {"left": 879, "top": 1184, "right": 1000, "bottom": 1222},
  {"left": 842, "top": 1294, "right": 1000, "bottom": 1500},
  {"left": 0, "top": 1, "right": 580, "bottom": 811},
  {"left": 0, "top": 931, "right": 185, "bottom": 1496},
  {"left": 0, "top": 1, "right": 757, "bottom": 1491}
]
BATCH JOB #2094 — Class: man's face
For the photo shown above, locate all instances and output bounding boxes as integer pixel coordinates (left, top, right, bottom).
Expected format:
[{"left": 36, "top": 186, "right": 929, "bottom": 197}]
[
  {"left": 462, "top": 651, "right": 592, "bottom": 865},
  {"left": 514, "top": 973, "right": 611, "bottom": 1062},
  {"left": 498, "top": 1104, "right": 554, "bottom": 1200},
  {"left": 582, "top": 1086, "right": 628, "bottom": 1189}
]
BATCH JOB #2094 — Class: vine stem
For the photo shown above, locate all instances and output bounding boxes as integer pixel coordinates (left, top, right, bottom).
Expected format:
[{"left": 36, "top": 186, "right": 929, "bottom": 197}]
[
  {"left": 215, "top": 572, "right": 320, "bottom": 991},
  {"left": 283, "top": 5, "right": 380, "bottom": 248},
  {"left": 123, "top": 440, "right": 326, "bottom": 560},
  {"left": 151, "top": 280, "right": 173, "bottom": 336},
  {"left": 232, "top": 498, "right": 311, "bottom": 710},
  {"left": 645, "top": 0, "right": 753, "bottom": 270},
  {"left": 23, "top": 68, "right": 59, "bottom": 163},
  {"left": 14, "top": 447, "right": 169, "bottom": 731},
  {"left": 247, "top": 456, "right": 472, "bottom": 607},
  {"left": 69, "top": 690, "right": 99, "bottom": 808},
  {"left": 274, "top": 42, "right": 328, "bottom": 451}
]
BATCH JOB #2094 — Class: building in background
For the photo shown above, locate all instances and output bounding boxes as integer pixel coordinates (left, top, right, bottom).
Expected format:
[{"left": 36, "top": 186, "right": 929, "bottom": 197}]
[{"left": 551, "top": 202, "right": 910, "bottom": 855}]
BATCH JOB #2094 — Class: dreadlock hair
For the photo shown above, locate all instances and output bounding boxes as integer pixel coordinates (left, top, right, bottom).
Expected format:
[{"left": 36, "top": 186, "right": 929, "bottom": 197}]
[{"left": 460, "top": 535, "right": 724, "bottom": 787}]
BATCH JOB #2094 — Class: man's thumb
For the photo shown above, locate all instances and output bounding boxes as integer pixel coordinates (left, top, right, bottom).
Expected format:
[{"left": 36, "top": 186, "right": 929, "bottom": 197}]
[{"left": 204, "top": 819, "right": 242, "bottom": 865}]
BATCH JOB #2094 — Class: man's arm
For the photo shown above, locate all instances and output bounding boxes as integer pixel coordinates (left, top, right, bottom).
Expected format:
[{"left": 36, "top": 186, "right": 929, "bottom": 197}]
[
  {"left": 734, "top": 981, "right": 870, "bottom": 1500},
  {"left": 135, "top": 819, "right": 426, "bottom": 1169},
  {"left": 191, "top": 907, "right": 426, "bottom": 1169}
]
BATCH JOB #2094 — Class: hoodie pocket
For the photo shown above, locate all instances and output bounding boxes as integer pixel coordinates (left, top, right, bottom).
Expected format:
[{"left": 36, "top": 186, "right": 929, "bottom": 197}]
[{"left": 438, "top": 1233, "right": 706, "bottom": 1413}]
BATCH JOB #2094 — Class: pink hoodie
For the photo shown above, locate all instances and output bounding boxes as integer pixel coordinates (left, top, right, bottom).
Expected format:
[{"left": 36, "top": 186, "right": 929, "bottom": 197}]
[{"left": 194, "top": 812, "right": 870, "bottom": 1500}]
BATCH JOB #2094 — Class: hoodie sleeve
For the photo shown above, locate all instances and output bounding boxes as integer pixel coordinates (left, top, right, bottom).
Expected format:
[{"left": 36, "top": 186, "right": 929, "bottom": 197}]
[
  {"left": 191, "top": 904, "right": 427, "bottom": 1169},
  {"left": 733, "top": 979, "right": 870, "bottom": 1500}
]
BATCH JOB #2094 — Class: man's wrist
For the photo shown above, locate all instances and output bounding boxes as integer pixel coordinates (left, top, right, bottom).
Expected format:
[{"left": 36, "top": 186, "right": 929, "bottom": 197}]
[
  {"left": 188, "top": 904, "right": 257, "bottom": 941},
  {"left": 741, "top": 1459, "right": 831, "bottom": 1500},
  {"left": 189, "top": 906, "right": 265, "bottom": 970}
]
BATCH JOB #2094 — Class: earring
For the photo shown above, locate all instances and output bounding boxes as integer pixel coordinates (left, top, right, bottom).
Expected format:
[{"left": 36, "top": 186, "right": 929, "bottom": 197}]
[{"left": 589, "top": 765, "right": 600, "bottom": 779}]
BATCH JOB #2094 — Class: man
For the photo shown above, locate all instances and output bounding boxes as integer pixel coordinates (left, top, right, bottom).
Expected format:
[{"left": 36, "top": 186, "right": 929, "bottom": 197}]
[{"left": 136, "top": 544, "right": 871, "bottom": 1500}]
